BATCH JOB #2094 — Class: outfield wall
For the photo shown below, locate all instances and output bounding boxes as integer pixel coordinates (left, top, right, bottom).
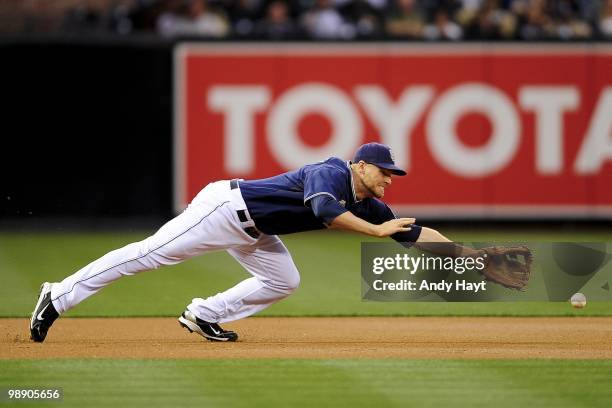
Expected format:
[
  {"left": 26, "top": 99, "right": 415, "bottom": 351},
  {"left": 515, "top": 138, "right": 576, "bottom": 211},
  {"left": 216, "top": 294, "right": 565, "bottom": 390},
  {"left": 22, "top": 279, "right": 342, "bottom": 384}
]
[
  {"left": 2, "top": 39, "right": 611, "bottom": 221},
  {"left": 175, "top": 43, "right": 612, "bottom": 219},
  {"left": 1, "top": 39, "right": 173, "bottom": 220}
]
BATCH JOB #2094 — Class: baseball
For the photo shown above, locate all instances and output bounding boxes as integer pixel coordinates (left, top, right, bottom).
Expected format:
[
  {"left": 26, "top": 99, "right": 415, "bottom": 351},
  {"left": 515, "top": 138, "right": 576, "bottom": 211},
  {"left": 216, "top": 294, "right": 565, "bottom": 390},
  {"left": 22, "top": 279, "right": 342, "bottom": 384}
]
[{"left": 570, "top": 292, "right": 587, "bottom": 308}]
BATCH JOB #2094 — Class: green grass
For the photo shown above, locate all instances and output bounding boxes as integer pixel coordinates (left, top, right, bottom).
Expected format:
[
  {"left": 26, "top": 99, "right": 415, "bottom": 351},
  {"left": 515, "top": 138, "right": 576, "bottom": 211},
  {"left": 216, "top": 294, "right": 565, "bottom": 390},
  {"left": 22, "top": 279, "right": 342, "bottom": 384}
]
[
  {"left": 1, "top": 359, "right": 611, "bottom": 407},
  {"left": 1, "top": 230, "right": 612, "bottom": 317},
  {"left": 2, "top": 229, "right": 611, "bottom": 408}
]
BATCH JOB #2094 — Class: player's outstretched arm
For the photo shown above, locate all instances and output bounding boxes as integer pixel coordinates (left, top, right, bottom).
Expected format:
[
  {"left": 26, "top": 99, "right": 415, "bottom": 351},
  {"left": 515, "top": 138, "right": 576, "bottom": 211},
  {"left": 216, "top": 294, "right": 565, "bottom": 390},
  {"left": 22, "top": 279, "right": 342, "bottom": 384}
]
[
  {"left": 329, "top": 211, "right": 415, "bottom": 238},
  {"left": 416, "top": 227, "right": 533, "bottom": 290},
  {"left": 416, "top": 226, "right": 452, "bottom": 243},
  {"left": 415, "top": 227, "right": 480, "bottom": 257}
]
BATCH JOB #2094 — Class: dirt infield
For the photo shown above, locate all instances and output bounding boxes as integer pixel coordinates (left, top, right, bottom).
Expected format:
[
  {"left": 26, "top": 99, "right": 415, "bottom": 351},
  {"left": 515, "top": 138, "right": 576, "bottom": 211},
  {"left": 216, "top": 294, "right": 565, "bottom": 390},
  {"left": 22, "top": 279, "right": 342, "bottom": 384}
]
[{"left": 2, "top": 317, "right": 612, "bottom": 359}]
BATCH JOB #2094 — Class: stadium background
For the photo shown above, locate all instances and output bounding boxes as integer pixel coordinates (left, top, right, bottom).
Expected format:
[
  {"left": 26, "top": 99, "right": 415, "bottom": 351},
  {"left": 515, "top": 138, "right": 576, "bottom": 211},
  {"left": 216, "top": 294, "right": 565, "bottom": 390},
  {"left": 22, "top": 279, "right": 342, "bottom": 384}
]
[{"left": 1, "top": 1, "right": 612, "bottom": 407}]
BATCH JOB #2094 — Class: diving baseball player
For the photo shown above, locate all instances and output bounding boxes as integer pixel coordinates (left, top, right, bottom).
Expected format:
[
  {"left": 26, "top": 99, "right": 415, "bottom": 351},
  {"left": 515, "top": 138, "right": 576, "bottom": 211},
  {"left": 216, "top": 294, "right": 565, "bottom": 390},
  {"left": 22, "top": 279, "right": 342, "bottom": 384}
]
[{"left": 30, "top": 143, "right": 531, "bottom": 342}]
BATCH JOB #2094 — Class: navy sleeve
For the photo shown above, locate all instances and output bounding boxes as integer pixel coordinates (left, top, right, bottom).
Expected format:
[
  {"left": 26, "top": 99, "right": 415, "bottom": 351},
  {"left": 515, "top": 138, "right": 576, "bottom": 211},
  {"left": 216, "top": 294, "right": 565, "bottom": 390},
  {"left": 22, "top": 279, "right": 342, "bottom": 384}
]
[
  {"left": 303, "top": 166, "right": 348, "bottom": 226},
  {"left": 357, "top": 199, "right": 422, "bottom": 246},
  {"left": 303, "top": 166, "right": 346, "bottom": 205},
  {"left": 309, "top": 195, "right": 348, "bottom": 225},
  {"left": 391, "top": 227, "right": 422, "bottom": 248},
  {"left": 382, "top": 207, "right": 422, "bottom": 246}
]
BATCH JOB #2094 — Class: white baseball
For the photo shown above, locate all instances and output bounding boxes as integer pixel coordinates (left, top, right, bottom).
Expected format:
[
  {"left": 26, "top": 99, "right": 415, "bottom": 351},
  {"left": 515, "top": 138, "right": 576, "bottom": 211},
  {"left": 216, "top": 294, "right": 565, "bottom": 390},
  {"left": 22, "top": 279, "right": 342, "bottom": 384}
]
[{"left": 570, "top": 292, "right": 587, "bottom": 308}]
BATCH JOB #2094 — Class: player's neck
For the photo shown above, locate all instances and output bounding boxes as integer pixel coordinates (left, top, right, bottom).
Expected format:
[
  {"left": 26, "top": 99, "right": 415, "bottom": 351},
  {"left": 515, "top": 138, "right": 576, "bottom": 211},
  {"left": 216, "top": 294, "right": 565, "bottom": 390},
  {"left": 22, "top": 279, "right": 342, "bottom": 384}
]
[{"left": 350, "top": 165, "right": 372, "bottom": 201}]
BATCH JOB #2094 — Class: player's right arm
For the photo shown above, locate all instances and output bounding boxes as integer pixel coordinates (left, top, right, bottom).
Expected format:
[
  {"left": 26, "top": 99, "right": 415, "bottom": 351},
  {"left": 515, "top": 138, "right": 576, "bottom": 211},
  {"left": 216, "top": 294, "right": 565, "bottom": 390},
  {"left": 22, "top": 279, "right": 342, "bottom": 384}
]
[{"left": 327, "top": 210, "right": 415, "bottom": 238}]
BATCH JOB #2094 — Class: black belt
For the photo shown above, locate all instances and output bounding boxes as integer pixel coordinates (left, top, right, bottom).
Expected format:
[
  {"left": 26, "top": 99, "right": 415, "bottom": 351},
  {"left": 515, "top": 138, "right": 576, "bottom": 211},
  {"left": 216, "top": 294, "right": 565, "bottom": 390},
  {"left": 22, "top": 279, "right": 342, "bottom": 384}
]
[{"left": 230, "top": 179, "right": 260, "bottom": 239}]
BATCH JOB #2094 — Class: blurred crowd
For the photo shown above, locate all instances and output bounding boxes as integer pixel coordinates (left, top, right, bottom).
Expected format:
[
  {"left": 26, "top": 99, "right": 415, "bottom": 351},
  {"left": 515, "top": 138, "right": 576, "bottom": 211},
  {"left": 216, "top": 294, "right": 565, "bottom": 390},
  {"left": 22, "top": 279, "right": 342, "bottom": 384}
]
[{"left": 2, "top": 0, "right": 612, "bottom": 40}]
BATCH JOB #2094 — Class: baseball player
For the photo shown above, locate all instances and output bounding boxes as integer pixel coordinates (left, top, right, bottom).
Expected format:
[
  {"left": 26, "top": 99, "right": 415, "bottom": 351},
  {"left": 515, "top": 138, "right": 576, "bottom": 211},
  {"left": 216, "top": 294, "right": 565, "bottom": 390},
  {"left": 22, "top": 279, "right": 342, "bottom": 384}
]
[{"left": 30, "top": 142, "right": 530, "bottom": 343}]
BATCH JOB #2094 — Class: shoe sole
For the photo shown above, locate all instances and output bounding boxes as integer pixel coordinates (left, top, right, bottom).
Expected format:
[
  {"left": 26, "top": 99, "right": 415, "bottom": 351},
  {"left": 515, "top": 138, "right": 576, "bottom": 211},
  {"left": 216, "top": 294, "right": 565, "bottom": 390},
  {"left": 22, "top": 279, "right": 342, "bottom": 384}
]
[
  {"left": 30, "top": 282, "right": 51, "bottom": 333},
  {"left": 178, "top": 316, "right": 236, "bottom": 342}
]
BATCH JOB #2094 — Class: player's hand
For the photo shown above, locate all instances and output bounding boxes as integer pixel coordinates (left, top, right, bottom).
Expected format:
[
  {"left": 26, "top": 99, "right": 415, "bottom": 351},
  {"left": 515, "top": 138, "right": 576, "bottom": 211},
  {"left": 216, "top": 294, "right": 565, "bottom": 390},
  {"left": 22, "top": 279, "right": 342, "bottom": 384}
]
[{"left": 376, "top": 218, "right": 415, "bottom": 237}]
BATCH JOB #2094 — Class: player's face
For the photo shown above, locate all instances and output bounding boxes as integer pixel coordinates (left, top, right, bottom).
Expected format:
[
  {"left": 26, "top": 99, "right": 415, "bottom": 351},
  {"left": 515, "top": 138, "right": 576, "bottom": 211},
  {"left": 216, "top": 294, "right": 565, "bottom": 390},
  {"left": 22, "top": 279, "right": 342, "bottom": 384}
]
[{"left": 362, "top": 163, "right": 393, "bottom": 198}]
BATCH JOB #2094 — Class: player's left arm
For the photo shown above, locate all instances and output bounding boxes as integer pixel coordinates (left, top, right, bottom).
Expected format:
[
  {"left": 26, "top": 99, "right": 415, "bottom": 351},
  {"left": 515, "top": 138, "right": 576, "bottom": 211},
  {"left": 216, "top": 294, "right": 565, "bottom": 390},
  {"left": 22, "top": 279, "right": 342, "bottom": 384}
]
[
  {"left": 411, "top": 226, "right": 533, "bottom": 290},
  {"left": 414, "top": 227, "right": 480, "bottom": 257},
  {"left": 388, "top": 207, "right": 532, "bottom": 289},
  {"left": 380, "top": 203, "right": 479, "bottom": 257}
]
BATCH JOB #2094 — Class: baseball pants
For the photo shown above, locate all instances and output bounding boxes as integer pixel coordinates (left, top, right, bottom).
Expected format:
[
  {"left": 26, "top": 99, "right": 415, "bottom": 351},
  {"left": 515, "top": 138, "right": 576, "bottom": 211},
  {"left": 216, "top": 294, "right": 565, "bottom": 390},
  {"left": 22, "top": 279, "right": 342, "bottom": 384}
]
[{"left": 50, "top": 180, "right": 300, "bottom": 323}]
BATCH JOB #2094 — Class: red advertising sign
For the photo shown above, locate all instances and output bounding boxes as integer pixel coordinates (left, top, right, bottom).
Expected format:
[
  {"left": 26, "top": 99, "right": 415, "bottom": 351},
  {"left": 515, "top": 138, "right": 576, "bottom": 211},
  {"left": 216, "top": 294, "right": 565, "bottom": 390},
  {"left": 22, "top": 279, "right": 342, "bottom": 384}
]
[{"left": 174, "top": 44, "right": 612, "bottom": 218}]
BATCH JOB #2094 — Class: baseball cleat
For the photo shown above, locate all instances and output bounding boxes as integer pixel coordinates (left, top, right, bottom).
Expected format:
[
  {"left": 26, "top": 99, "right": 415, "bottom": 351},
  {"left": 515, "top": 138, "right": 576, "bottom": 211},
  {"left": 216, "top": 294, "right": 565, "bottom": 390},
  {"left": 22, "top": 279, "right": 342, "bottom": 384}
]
[
  {"left": 30, "top": 282, "right": 59, "bottom": 343},
  {"left": 178, "top": 310, "right": 238, "bottom": 342}
]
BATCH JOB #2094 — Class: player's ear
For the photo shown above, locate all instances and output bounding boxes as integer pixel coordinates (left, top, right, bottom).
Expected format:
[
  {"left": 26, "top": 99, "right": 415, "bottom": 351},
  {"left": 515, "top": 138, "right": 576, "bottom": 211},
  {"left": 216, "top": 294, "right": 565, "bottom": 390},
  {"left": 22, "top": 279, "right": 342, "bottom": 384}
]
[{"left": 358, "top": 160, "right": 367, "bottom": 173}]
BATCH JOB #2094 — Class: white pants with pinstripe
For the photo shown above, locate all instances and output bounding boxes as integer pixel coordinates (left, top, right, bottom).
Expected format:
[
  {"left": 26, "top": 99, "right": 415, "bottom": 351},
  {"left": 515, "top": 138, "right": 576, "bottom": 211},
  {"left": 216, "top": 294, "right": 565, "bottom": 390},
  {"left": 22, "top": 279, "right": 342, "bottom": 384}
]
[{"left": 50, "top": 180, "right": 300, "bottom": 323}]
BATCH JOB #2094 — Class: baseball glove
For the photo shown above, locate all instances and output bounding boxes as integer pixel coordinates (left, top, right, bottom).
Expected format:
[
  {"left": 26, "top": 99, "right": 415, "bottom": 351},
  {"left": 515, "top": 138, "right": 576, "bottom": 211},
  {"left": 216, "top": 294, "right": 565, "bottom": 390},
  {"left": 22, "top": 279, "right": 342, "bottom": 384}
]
[{"left": 477, "top": 246, "right": 533, "bottom": 290}]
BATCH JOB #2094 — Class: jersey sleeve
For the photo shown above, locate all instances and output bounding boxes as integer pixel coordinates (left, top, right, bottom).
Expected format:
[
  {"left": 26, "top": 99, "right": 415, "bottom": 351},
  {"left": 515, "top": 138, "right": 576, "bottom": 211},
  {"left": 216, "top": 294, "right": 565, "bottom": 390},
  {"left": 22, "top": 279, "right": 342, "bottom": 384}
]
[
  {"left": 309, "top": 194, "right": 347, "bottom": 225},
  {"left": 356, "top": 199, "right": 422, "bottom": 247},
  {"left": 303, "top": 166, "right": 349, "bottom": 225},
  {"left": 391, "top": 227, "right": 422, "bottom": 248}
]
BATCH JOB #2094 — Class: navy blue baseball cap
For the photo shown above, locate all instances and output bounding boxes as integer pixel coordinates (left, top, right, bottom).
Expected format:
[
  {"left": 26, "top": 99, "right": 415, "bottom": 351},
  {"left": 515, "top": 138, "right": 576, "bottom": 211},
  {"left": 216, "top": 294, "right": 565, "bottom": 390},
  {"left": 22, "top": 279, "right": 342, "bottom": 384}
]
[{"left": 353, "top": 143, "right": 406, "bottom": 176}]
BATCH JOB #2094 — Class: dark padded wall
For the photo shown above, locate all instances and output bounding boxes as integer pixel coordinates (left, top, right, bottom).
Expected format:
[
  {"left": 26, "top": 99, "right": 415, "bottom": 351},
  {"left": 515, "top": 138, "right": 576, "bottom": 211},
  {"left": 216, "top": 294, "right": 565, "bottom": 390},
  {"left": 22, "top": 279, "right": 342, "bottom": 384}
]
[{"left": 1, "top": 39, "right": 173, "bottom": 221}]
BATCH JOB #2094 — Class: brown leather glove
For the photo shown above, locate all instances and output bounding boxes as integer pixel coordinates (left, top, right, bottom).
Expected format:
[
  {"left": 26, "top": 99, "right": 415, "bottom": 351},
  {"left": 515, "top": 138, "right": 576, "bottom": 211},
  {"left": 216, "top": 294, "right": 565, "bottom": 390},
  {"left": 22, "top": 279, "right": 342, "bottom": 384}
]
[{"left": 478, "top": 246, "right": 533, "bottom": 290}]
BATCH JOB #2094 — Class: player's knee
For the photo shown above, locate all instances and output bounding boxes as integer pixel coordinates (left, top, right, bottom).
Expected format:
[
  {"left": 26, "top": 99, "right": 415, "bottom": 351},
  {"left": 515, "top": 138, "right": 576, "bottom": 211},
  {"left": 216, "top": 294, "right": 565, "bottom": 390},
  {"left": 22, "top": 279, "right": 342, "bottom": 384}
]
[
  {"left": 271, "top": 269, "right": 300, "bottom": 294},
  {"left": 283, "top": 271, "right": 300, "bottom": 292}
]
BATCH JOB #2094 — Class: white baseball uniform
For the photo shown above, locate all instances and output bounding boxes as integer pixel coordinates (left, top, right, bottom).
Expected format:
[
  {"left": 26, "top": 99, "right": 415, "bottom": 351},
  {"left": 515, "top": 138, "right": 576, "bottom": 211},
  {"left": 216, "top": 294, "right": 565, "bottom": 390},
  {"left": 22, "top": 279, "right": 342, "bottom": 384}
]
[
  {"left": 49, "top": 155, "right": 421, "bottom": 324},
  {"left": 50, "top": 180, "right": 300, "bottom": 323}
]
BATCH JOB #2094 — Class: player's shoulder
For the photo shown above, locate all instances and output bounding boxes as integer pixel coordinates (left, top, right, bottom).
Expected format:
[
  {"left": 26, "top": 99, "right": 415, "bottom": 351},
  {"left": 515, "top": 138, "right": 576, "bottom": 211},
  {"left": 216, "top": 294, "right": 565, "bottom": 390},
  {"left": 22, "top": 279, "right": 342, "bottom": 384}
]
[
  {"left": 361, "top": 197, "right": 389, "bottom": 209},
  {"left": 359, "top": 197, "right": 395, "bottom": 218},
  {"left": 305, "top": 157, "right": 350, "bottom": 176}
]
